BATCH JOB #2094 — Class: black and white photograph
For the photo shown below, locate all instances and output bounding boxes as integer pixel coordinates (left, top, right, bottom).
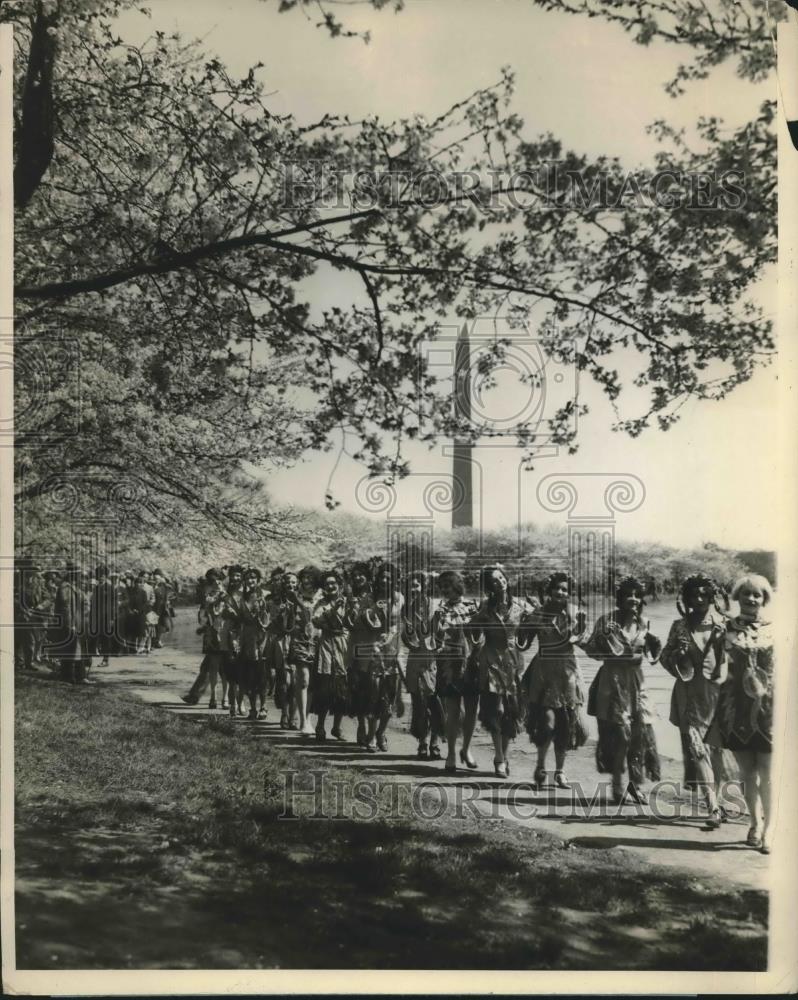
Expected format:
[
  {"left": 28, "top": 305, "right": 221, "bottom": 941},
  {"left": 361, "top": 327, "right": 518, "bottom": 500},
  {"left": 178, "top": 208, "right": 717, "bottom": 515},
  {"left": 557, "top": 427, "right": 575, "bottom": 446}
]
[{"left": 2, "top": 0, "right": 797, "bottom": 992}]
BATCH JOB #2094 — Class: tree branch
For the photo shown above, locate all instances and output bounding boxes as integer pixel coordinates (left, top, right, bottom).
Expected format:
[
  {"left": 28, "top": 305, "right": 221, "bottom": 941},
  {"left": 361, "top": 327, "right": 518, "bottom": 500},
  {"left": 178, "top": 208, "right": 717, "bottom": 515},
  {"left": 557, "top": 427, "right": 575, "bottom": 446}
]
[{"left": 14, "top": 0, "right": 60, "bottom": 209}]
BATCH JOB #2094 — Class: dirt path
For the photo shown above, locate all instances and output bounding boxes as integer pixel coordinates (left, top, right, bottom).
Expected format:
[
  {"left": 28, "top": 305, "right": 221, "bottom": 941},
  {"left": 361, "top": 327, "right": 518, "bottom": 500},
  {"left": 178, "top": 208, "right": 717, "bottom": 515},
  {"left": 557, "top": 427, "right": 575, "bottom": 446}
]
[{"left": 94, "top": 622, "right": 769, "bottom": 895}]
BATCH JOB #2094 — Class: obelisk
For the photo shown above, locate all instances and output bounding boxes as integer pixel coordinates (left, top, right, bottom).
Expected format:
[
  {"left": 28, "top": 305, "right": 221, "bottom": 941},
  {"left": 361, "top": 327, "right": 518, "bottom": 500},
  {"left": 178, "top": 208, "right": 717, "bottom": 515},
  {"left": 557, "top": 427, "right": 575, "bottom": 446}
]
[{"left": 452, "top": 323, "right": 474, "bottom": 529}]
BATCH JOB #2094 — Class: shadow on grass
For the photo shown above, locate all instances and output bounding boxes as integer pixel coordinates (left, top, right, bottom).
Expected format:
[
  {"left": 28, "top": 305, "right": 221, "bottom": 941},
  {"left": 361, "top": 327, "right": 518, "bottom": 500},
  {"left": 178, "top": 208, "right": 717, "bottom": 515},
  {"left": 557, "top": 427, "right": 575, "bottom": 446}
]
[
  {"left": 16, "top": 818, "right": 573, "bottom": 970},
  {"left": 15, "top": 674, "right": 769, "bottom": 972}
]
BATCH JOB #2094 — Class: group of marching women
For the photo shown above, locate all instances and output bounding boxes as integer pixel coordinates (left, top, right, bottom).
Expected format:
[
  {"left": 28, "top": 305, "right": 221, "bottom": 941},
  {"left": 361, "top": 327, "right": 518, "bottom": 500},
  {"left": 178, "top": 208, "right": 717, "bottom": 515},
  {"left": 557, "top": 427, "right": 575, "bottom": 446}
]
[{"left": 183, "top": 560, "right": 775, "bottom": 853}]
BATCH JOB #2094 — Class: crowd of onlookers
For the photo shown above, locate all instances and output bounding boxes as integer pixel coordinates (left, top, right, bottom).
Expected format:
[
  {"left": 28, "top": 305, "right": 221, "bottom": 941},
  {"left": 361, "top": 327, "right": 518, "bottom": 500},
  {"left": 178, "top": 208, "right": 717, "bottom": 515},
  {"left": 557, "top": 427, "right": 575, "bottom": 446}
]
[{"left": 13, "top": 559, "right": 175, "bottom": 682}]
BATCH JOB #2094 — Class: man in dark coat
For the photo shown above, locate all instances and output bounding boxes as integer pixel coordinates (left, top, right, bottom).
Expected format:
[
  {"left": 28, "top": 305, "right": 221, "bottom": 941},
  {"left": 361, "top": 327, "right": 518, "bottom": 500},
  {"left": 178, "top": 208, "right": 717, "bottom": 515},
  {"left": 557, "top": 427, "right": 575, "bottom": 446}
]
[
  {"left": 48, "top": 563, "right": 91, "bottom": 684},
  {"left": 14, "top": 558, "right": 48, "bottom": 672},
  {"left": 89, "top": 564, "right": 119, "bottom": 667}
]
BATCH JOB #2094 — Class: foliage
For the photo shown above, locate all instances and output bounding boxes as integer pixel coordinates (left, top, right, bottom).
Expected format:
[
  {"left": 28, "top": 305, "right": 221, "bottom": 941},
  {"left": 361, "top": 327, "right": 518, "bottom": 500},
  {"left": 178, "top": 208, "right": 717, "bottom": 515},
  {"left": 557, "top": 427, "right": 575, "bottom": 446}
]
[
  {"left": 44, "top": 510, "right": 749, "bottom": 596},
  {"left": 286, "top": 0, "right": 784, "bottom": 96},
  {"left": 8, "top": 0, "right": 776, "bottom": 545},
  {"left": 734, "top": 548, "right": 777, "bottom": 584},
  {"left": 521, "top": 0, "right": 783, "bottom": 96}
]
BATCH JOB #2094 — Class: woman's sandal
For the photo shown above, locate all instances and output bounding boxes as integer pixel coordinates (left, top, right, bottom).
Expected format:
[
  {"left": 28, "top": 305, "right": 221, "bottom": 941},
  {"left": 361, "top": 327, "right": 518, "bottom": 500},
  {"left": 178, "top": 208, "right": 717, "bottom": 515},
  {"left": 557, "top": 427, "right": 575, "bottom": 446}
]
[
  {"left": 429, "top": 744, "right": 442, "bottom": 760},
  {"left": 626, "top": 783, "right": 646, "bottom": 805},
  {"left": 459, "top": 749, "right": 478, "bottom": 770},
  {"left": 494, "top": 760, "right": 509, "bottom": 779},
  {"left": 553, "top": 770, "right": 570, "bottom": 790}
]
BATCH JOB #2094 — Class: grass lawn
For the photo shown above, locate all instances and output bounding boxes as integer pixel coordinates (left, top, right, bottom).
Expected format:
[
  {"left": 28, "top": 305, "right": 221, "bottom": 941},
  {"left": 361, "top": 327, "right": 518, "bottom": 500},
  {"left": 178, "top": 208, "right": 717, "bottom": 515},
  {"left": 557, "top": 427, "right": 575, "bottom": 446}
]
[{"left": 14, "top": 674, "right": 768, "bottom": 970}]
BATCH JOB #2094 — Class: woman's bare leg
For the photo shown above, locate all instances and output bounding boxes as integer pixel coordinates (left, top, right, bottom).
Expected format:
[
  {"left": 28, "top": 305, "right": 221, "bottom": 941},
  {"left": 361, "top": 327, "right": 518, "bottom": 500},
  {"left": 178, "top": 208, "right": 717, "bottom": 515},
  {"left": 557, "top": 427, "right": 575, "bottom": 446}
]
[
  {"left": 445, "top": 695, "right": 460, "bottom": 765},
  {"left": 207, "top": 655, "right": 218, "bottom": 707},
  {"left": 734, "top": 750, "right": 762, "bottom": 839},
  {"left": 612, "top": 732, "right": 628, "bottom": 801},
  {"left": 710, "top": 746, "right": 726, "bottom": 808},
  {"left": 298, "top": 666, "right": 312, "bottom": 732},
  {"left": 462, "top": 695, "right": 477, "bottom": 756},
  {"left": 490, "top": 728, "right": 504, "bottom": 766},
  {"left": 758, "top": 752, "right": 772, "bottom": 849}
]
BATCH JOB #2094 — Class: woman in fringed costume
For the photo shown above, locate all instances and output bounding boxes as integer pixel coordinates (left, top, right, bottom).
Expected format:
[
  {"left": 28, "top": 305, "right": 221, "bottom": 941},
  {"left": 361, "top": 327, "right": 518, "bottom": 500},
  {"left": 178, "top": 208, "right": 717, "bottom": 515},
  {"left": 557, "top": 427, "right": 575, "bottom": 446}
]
[
  {"left": 584, "top": 576, "right": 663, "bottom": 804},
  {"left": 346, "top": 561, "right": 379, "bottom": 748},
  {"left": 709, "top": 574, "right": 774, "bottom": 853},
  {"left": 276, "top": 571, "right": 303, "bottom": 729},
  {"left": 183, "top": 568, "right": 228, "bottom": 709},
  {"left": 469, "top": 566, "right": 537, "bottom": 779},
  {"left": 285, "top": 565, "right": 321, "bottom": 736},
  {"left": 524, "top": 572, "right": 589, "bottom": 789},
  {"left": 311, "top": 569, "right": 351, "bottom": 741},
  {"left": 432, "top": 570, "right": 478, "bottom": 774},
  {"left": 220, "top": 565, "right": 246, "bottom": 717},
  {"left": 237, "top": 567, "right": 270, "bottom": 720},
  {"left": 264, "top": 569, "right": 295, "bottom": 728},
  {"left": 364, "top": 562, "right": 405, "bottom": 753},
  {"left": 401, "top": 571, "right": 444, "bottom": 761},
  {"left": 262, "top": 567, "right": 286, "bottom": 701},
  {"left": 660, "top": 574, "right": 730, "bottom": 828}
]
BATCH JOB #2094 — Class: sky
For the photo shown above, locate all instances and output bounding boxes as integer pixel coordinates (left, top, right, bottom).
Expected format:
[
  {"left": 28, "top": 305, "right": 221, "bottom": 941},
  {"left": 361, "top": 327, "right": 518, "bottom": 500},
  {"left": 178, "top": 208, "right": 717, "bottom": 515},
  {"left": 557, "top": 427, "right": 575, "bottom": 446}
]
[{"left": 120, "top": 0, "right": 779, "bottom": 552}]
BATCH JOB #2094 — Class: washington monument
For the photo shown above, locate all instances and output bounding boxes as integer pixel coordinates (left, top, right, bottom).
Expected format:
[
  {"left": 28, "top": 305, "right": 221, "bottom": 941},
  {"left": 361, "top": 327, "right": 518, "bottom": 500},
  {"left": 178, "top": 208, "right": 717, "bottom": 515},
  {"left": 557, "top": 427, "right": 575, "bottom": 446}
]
[{"left": 452, "top": 323, "right": 474, "bottom": 529}]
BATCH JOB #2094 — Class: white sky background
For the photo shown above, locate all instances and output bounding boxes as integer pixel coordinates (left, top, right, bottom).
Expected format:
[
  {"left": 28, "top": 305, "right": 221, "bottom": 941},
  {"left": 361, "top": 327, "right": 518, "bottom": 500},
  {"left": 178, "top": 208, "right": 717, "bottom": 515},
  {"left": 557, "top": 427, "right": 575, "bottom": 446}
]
[{"left": 120, "top": 0, "right": 778, "bottom": 551}]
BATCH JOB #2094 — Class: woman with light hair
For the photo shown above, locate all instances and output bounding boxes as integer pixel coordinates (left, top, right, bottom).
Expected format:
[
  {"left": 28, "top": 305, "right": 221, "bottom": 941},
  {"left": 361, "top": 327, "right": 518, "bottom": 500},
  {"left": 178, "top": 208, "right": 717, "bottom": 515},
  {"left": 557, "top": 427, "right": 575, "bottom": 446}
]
[{"left": 711, "top": 574, "right": 774, "bottom": 853}]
